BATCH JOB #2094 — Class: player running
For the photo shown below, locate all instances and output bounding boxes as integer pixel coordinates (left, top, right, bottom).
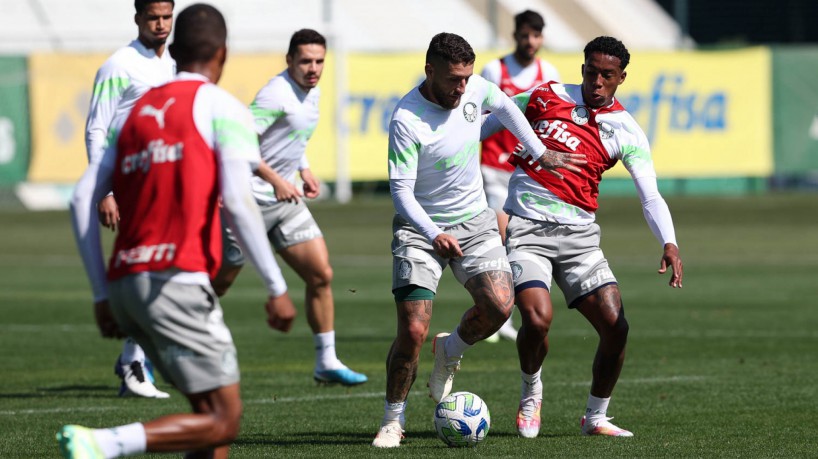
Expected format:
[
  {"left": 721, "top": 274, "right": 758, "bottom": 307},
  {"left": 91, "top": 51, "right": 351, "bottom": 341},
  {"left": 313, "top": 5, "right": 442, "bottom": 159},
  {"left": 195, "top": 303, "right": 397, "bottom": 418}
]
[
  {"left": 60, "top": 4, "right": 296, "bottom": 457},
  {"left": 212, "top": 29, "right": 367, "bottom": 386},
  {"left": 481, "top": 36, "right": 684, "bottom": 439}
]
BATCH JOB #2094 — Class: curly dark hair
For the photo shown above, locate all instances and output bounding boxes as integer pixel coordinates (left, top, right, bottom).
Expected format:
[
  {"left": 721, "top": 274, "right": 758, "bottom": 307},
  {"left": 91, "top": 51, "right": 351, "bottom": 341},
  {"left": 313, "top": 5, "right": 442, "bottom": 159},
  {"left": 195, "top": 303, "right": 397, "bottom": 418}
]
[
  {"left": 583, "top": 36, "right": 630, "bottom": 70},
  {"left": 425, "top": 33, "right": 475, "bottom": 67}
]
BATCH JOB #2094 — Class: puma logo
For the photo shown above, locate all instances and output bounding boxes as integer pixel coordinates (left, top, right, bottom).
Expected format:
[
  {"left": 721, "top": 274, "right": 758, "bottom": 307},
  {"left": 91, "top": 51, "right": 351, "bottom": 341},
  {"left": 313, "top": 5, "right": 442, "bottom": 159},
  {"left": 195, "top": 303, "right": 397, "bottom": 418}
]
[
  {"left": 536, "top": 97, "right": 549, "bottom": 110},
  {"left": 139, "top": 98, "right": 175, "bottom": 129}
]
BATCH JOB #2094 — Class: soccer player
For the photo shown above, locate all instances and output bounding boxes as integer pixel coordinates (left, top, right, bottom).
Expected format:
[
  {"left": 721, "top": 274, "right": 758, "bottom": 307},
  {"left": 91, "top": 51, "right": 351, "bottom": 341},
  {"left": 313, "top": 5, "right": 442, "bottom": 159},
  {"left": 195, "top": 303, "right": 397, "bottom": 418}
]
[
  {"left": 59, "top": 4, "right": 297, "bottom": 458},
  {"left": 83, "top": 0, "right": 176, "bottom": 399},
  {"left": 480, "top": 9, "right": 561, "bottom": 343},
  {"left": 212, "top": 29, "right": 367, "bottom": 386},
  {"left": 481, "top": 36, "right": 684, "bottom": 438},
  {"left": 372, "top": 32, "right": 585, "bottom": 448}
]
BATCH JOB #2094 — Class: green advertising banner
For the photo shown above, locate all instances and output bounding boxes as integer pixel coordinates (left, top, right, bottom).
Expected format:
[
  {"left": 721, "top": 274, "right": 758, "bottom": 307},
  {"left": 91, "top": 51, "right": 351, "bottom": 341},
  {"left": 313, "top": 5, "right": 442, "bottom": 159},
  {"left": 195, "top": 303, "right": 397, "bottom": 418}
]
[
  {"left": 0, "top": 57, "right": 30, "bottom": 185},
  {"left": 772, "top": 47, "right": 818, "bottom": 175}
]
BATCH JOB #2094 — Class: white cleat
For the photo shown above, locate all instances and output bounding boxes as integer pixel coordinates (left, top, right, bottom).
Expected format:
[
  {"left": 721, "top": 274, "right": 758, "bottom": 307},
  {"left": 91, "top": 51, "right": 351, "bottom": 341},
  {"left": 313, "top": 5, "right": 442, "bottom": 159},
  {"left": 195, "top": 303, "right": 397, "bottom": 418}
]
[
  {"left": 427, "top": 333, "right": 460, "bottom": 403},
  {"left": 497, "top": 319, "right": 518, "bottom": 341},
  {"left": 118, "top": 361, "right": 170, "bottom": 399},
  {"left": 372, "top": 421, "right": 404, "bottom": 448},
  {"left": 580, "top": 415, "right": 633, "bottom": 437}
]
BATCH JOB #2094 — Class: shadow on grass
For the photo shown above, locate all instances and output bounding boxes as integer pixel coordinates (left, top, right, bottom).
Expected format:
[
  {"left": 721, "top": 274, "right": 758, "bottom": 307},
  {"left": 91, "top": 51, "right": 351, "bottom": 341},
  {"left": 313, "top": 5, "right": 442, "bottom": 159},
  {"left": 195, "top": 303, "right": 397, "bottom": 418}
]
[
  {"left": 0, "top": 385, "right": 119, "bottom": 399},
  {"left": 235, "top": 429, "right": 563, "bottom": 448}
]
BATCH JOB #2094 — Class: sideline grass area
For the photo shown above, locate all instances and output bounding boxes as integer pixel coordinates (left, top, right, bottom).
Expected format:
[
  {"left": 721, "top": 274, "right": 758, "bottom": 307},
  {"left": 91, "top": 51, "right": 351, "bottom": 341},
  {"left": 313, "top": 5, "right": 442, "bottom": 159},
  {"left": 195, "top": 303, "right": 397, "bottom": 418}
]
[{"left": 1, "top": 193, "right": 816, "bottom": 457}]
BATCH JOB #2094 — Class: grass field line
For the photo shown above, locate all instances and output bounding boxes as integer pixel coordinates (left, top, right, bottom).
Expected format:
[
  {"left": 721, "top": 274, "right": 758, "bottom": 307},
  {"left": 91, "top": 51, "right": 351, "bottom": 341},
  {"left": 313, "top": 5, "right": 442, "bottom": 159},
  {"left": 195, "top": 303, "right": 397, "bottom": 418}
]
[{"left": 0, "top": 375, "right": 707, "bottom": 417}]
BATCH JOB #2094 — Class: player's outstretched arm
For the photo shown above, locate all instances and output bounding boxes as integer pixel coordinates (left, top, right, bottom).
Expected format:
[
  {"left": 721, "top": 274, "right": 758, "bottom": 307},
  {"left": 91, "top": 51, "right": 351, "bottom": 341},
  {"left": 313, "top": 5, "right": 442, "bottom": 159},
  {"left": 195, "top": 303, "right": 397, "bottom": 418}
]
[{"left": 658, "top": 243, "right": 683, "bottom": 288}]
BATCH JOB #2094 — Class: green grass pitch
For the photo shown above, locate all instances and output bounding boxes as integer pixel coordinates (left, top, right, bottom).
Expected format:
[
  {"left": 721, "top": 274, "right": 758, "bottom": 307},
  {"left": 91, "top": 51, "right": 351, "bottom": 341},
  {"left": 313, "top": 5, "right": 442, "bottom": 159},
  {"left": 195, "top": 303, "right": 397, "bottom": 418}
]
[{"left": 1, "top": 193, "right": 816, "bottom": 457}]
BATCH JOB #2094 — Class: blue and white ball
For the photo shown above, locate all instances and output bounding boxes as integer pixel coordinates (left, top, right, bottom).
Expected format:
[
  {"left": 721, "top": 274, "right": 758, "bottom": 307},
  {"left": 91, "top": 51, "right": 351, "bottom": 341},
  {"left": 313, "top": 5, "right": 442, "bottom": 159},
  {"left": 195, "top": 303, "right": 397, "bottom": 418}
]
[{"left": 433, "top": 391, "right": 490, "bottom": 447}]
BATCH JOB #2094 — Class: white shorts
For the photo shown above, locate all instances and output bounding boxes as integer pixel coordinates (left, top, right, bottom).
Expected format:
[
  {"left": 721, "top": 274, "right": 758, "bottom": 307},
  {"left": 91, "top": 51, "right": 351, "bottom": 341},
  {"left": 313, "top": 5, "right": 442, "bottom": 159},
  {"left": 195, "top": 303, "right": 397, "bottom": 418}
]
[{"left": 506, "top": 215, "right": 617, "bottom": 308}]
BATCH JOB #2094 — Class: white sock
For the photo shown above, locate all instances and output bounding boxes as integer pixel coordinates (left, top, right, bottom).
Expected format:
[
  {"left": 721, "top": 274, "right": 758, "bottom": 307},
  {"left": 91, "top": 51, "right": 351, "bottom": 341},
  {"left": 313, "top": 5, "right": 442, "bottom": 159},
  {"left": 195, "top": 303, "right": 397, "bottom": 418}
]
[
  {"left": 92, "top": 422, "right": 146, "bottom": 458},
  {"left": 383, "top": 399, "right": 407, "bottom": 429},
  {"left": 120, "top": 338, "right": 145, "bottom": 364},
  {"left": 521, "top": 368, "right": 543, "bottom": 398},
  {"left": 585, "top": 394, "right": 611, "bottom": 420},
  {"left": 314, "top": 331, "right": 343, "bottom": 371},
  {"left": 443, "top": 327, "right": 471, "bottom": 361}
]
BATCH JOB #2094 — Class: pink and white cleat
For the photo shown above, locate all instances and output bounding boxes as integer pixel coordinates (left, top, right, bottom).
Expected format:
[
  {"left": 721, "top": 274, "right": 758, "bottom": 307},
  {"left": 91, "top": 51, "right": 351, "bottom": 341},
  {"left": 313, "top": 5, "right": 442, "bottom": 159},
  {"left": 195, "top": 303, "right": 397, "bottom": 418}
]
[
  {"left": 516, "top": 396, "right": 542, "bottom": 438},
  {"left": 580, "top": 415, "right": 633, "bottom": 437}
]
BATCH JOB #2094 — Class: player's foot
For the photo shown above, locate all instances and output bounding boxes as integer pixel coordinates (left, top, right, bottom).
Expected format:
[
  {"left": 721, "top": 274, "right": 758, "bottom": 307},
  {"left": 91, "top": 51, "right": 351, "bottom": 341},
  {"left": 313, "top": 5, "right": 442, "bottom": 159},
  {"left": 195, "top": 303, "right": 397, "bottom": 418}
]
[
  {"left": 116, "top": 360, "right": 170, "bottom": 399},
  {"left": 56, "top": 425, "right": 104, "bottom": 459},
  {"left": 372, "top": 421, "right": 404, "bottom": 448},
  {"left": 114, "top": 354, "right": 156, "bottom": 384},
  {"left": 313, "top": 367, "right": 368, "bottom": 386},
  {"left": 580, "top": 415, "right": 633, "bottom": 437},
  {"left": 427, "top": 332, "right": 460, "bottom": 402},
  {"left": 516, "top": 396, "right": 542, "bottom": 438},
  {"left": 497, "top": 319, "right": 518, "bottom": 341}
]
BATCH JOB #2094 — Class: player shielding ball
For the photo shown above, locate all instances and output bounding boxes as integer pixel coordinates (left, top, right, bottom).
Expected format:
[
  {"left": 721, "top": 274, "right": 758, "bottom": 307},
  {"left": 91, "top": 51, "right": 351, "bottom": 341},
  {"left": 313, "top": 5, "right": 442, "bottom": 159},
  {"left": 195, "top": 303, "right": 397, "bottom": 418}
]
[
  {"left": 372, "top": 32, "right": 585, "bottom": 448},
  {"left": 481, "top": 35, "right": 683, "bottom": 439},
  {"left": 59, "top": 4, "right": 296, "bottom": 458}
]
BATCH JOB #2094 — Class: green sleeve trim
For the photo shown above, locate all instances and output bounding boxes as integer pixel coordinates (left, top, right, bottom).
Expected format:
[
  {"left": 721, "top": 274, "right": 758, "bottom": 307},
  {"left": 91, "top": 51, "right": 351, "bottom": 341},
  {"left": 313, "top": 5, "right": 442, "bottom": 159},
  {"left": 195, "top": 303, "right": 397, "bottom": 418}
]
[
  {"left": 213, "top": 118, "right": 259, "bottom": 150},
  {"left": 483, "top": 82, "right": 500, "bottom": 108},
  {"left": 249, "top": 101, "right": 285, "bottom": 131},
  {"left": 92, "top": 77, "right": 130, "bottom": 103},
  {"left": 620, "top": 144, "right": 653, "bottom": 170},
  {"left": 388, "top": 142, "right": 420, "bottom": 173},
  {"left": 510, "top": 92, "right": 530, "bottom": 112}
]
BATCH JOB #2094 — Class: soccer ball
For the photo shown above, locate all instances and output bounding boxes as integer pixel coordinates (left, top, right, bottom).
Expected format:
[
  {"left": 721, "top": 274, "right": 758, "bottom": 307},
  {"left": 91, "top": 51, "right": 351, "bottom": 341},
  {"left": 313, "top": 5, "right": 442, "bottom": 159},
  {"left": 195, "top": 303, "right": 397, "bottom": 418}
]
[{"left": 433, "top": 391, "right": 490, "bottom": 447}]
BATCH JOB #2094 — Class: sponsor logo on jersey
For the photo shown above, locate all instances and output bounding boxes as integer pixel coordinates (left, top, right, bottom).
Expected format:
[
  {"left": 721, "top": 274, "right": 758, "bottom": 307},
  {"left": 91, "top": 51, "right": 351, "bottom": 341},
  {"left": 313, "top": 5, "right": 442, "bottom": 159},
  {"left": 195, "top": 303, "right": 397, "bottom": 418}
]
[
  {"left": 121, "top": 139, "right": 184, "bottom": 175},
  {"left": 532, "top": 120, "right": 581, "bottom": 151},
  {"left": 139, "top": 98, "right": 175, "bottom": 129},
  {"left": 599, "top": 121, "right": 614, "bottom": 139},
  {"left": 114, "top": 243, "right": 176, "bottom": 267},
  {"left": 571, "top": 106, "right": 590, "bottom": 125},
  {"left": 536, "top": 97, "right": 549, "bottom": 110},
  {"left": 463, "top": 102, "right": 478, "bottom": 122},
  {"left": 398, "top": 260, "right": 412, "bottom": 279}
]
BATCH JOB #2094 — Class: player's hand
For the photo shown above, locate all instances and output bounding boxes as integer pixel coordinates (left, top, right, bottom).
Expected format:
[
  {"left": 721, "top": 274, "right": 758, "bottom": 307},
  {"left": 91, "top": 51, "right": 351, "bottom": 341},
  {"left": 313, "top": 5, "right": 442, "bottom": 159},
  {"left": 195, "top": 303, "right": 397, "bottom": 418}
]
[
  {"left": 256, "top": 162, "right": 301, "bottom": 203},
  {"left": 273, "top": 179, "right": 302, "bottom": 204},
  {"left": 94, "top": 300, "right": 124, "bottom": 339},
  {"left": 300, "top": 168, "right": 320, "bottom": 199},
  {"left": 536, "top": 148, "right": 587, "bottom": 180},
  {"left": 265, "top": 292, "right": 297, "bottom": 332},
  {"left": 433, "top": 233, "right": 463, "bottom": 259},
  {"left": 658, "top": 243, "right": 683, "bottom": 288},
  {"left": 97, "top": 195, "right": 119, "bottom": 232}
]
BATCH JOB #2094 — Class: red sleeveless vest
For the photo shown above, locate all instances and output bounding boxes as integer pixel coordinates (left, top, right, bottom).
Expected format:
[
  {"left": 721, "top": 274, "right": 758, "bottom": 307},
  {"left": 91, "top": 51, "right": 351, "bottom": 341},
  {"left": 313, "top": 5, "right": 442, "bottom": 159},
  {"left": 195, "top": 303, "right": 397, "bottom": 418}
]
[
  {"left": 481, "top": 57, "right": 546, "bottom": 171},
  {"left": 108, "top": 80, "right": 222, "bottom": 280},
  {"left": 509, "top": 82, "right": 624, "bottom": 213}
]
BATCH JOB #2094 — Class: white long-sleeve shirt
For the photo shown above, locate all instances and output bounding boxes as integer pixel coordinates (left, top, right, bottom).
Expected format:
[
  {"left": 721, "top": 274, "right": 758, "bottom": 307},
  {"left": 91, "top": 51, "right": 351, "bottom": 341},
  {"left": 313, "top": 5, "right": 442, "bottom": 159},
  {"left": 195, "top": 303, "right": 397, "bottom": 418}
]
[{"left": 84, "top": 39, "right": 175, "bottom": 164}]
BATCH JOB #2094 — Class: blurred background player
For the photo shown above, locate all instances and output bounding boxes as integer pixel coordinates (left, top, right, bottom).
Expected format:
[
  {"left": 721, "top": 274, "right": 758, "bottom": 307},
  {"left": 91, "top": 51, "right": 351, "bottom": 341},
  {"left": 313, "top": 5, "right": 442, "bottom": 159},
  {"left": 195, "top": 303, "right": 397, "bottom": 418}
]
[
  {"left": 212, "top": 29, "right": 367, "bottom": 386},
  {"left": 480, "top": 9, "right": 560, "bottom": 343},
  {"left": 482, "top": 36, "right": 683, "bottom": 439},
  {"left": 372, "top": 32, "right": 584, "bottom": 448},
  {"left": 83, "top": 0, "right": 176, "bottom": 399},
  {"left": 60, "top": 4, "right": 297, "bottom": 458}
]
